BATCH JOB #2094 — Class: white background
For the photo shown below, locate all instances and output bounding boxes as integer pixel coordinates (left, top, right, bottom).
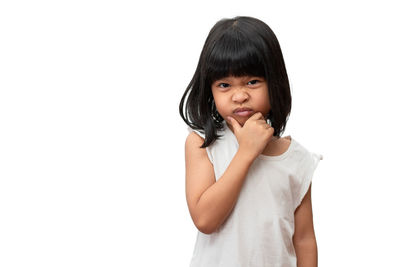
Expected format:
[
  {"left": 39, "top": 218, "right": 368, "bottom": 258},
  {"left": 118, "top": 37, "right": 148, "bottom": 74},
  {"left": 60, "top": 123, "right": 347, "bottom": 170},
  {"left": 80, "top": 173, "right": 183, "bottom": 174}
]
[{"left": 1, "top": 0, "right": 399, "bottom": 266}]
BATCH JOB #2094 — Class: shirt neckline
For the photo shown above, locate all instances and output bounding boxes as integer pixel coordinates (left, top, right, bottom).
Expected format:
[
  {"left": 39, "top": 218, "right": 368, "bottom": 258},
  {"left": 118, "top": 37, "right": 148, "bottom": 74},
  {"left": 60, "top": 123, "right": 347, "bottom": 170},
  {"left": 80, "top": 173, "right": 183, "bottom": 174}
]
[{"left": 222, "top": 120, "right": 295, "bottom": 161}]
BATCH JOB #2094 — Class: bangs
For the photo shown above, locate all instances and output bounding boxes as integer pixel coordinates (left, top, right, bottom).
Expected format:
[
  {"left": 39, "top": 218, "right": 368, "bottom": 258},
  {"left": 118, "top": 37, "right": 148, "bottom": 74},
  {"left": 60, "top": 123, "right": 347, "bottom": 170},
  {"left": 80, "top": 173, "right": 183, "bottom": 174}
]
[{"left": 205, "top": 31, "right": 266, "bottom": 85}]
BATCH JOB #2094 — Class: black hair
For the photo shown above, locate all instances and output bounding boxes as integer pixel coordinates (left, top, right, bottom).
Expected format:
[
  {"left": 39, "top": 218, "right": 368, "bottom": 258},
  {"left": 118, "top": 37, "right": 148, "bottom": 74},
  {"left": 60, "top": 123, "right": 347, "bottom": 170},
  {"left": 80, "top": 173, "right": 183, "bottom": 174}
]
[{"left": 179, "top": 16, "right": 292, "bottom": 148}]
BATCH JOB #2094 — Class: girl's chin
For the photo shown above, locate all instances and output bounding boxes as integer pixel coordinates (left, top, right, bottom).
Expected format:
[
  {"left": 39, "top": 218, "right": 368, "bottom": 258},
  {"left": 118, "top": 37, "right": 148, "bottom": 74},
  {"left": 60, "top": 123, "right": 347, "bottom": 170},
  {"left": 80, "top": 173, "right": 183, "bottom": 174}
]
[{"left": 225, "top": 116, "right": 248, "bottom": 126}]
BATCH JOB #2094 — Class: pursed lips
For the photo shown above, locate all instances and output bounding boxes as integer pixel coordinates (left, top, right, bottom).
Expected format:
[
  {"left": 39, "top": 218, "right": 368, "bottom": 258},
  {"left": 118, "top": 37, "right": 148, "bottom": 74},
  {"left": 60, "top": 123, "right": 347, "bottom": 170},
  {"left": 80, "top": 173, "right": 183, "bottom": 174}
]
[{"left": 233, "top": 107, "right": 253, "bottom": 117}]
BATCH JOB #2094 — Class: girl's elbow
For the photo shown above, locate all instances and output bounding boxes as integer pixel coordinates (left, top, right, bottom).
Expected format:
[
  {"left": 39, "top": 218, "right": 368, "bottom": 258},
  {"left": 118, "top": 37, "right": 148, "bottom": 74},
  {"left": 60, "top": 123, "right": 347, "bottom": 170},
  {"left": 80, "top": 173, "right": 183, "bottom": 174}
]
[{"left": 196, "top": 218, "right": 217, "bottom": 235}]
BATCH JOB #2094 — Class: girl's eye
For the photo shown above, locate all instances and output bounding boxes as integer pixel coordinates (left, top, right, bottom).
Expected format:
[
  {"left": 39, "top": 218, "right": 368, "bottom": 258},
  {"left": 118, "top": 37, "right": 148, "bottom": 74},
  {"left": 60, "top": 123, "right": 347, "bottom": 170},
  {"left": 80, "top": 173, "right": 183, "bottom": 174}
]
[
  {"left": 218, "top": 83, "right": 230, "bottom": 89},
  {"left": 216, "top": 79, "right": 261, "bottom": 89},
  {"left": 248, "top": 80, "right": 259, "bottom": 85}
]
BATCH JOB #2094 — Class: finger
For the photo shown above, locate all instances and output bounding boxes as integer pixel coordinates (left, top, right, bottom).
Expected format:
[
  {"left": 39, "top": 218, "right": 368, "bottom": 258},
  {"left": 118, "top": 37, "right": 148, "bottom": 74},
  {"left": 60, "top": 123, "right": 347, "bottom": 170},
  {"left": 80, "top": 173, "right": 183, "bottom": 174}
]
[
  {"left": 256, "top": 119, "right": 267, "bottom": 125},
  {"left": 249, "top": 112, "right": 263, "bottom": 121},
  {"left": 227, "top": 116, "right": 241, "bottom": 134}
]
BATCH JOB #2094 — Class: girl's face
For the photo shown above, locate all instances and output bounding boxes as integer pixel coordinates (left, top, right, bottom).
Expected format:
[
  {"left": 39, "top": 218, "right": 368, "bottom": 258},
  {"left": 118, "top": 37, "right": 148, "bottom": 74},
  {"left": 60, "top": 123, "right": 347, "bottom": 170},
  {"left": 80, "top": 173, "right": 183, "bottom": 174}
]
[{"left": 211, "top": 75, "right": 271, "bottom": 127}]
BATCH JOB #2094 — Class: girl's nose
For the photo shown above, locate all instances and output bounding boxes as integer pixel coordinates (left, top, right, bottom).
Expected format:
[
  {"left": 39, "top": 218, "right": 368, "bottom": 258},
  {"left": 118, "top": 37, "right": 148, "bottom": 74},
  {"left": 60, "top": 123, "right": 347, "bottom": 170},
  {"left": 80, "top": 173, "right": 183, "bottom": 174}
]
[{"left": 232, "top": 89, "right": 249, "bottom": 103}]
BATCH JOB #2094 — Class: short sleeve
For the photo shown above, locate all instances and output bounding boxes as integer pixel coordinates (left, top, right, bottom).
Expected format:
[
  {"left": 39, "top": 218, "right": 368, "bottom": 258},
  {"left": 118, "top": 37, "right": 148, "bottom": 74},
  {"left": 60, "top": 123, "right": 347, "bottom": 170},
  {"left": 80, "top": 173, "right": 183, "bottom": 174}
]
[
  {"left": 294, "top": 152, "right": 323, "bottom": 210},
  {"left": 187, "top": 126, "right": 214, "bottom": 165}
]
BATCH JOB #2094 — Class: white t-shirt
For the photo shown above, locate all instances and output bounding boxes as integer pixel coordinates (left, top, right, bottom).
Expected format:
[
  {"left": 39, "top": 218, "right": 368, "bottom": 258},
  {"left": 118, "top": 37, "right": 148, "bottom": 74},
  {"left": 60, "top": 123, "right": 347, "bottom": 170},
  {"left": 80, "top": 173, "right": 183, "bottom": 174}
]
[{"left": 187, "top": 120, "right": 323, "bottom": 267}]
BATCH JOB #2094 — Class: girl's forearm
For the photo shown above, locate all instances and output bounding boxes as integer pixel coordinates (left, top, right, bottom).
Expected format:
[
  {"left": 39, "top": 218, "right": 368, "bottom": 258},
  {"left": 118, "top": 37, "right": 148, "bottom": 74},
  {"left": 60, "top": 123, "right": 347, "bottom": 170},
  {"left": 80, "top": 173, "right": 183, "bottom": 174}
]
[
  {"left": 195, "top": 148, "right": 255, "bottom": 234},
  {"left": 294, "top": 238, "right": 318, "bottom": 267}
]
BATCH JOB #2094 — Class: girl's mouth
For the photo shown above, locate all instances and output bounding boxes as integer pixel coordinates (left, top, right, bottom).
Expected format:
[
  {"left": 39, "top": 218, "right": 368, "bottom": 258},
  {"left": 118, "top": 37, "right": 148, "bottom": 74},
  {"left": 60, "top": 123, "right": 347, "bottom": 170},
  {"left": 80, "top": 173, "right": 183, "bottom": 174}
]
[
  {"left": 233, "top": 107, "right": 253, "bottom": 117},
  {"left": 234, "top": 110, "right": 253, "bottom": 117}
]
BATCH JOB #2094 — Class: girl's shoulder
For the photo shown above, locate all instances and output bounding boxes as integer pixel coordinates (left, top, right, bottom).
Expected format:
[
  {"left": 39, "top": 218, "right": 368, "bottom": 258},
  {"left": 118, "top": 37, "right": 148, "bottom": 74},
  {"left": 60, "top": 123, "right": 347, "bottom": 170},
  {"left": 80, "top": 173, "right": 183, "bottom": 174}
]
[
  {"left": 287, "top": 137, "right": 323, "bottom": 167},
  {"left": 186, "top": 123, "right": 227, "bottom": 142},
  {"left": 186, "top": 126, "right": 206, "bottom": 140}
]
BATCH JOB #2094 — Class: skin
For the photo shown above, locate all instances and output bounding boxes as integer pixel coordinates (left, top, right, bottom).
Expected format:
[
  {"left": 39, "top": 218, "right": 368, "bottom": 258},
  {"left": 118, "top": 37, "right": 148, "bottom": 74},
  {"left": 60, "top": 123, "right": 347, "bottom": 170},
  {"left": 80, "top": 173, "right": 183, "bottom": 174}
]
[
  {"left": 185, "top": 75, "right": 317, "bottom": 266},
  {"left": 211, "top": 75, "right": 287, "bottom": 156},
  {"left": 211, "top": 75, "right": 271, "bottom": 128},
  {"left": 293, "top": 184, "right": 318, "bottom": 266}
]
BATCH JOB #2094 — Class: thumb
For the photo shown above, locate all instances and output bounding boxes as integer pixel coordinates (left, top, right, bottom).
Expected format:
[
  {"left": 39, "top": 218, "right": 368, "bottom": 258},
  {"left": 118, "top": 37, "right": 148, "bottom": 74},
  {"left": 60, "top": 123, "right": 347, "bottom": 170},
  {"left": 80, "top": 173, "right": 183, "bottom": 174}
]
[{"left": 227, "top": 116, "right": 241, "bottom": 134}]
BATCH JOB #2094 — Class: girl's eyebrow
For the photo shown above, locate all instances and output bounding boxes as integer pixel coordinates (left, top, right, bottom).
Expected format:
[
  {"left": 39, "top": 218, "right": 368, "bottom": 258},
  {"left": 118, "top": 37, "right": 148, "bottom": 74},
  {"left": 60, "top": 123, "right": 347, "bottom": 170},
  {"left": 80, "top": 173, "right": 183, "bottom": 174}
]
[{"left": 215, "top": 76, "right": 262, "bottom": 82}]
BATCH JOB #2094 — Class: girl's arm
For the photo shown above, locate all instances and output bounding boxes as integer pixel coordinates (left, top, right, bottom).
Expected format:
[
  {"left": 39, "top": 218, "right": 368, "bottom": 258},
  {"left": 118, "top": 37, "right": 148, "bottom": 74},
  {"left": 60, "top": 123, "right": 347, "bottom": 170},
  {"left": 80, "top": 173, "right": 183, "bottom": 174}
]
[
  {"left": 185, "top": 132, "right": 255, "bottom": 234},
  {"left": 293, "top": 184, "right": 318, "bottom": 267}
]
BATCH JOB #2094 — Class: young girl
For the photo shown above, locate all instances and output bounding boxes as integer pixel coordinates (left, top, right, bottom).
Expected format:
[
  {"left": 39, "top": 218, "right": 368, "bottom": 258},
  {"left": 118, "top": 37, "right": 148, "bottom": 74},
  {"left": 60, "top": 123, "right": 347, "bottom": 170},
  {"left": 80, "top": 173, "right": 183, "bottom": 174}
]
[{"left": 179, "top": 16, "right": 323, "bottom": 267}]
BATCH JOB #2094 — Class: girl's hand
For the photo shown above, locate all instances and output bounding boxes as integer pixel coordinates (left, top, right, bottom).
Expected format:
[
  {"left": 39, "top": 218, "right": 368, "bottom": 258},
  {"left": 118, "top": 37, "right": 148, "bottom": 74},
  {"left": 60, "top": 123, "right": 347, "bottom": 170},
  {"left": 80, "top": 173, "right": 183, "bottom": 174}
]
[{"left": 227, "top": 112, "right": 274, "bottom": 161}]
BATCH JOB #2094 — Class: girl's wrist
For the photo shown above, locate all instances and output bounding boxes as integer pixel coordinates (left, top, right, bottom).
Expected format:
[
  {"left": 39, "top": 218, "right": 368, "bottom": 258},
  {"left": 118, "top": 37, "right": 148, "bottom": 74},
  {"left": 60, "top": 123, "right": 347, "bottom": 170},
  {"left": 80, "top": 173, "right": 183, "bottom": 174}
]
[{"left": 236, "top": 148, "right": 257, "bottom": 166}]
